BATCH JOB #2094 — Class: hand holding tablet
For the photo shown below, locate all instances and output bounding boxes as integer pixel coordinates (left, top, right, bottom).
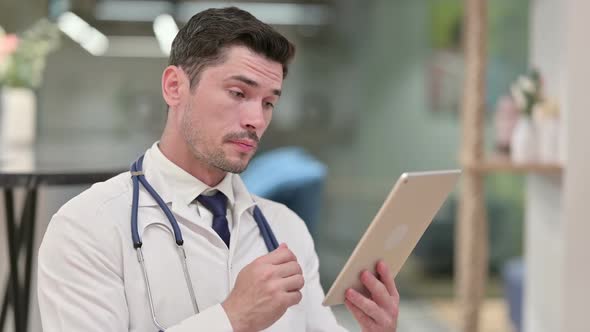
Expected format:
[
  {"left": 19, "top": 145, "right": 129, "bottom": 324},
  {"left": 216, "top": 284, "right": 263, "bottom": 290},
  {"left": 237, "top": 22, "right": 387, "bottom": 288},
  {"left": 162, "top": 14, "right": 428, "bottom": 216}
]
[{"left": 323, "top": 170, "right": 461, "bottom": 306}]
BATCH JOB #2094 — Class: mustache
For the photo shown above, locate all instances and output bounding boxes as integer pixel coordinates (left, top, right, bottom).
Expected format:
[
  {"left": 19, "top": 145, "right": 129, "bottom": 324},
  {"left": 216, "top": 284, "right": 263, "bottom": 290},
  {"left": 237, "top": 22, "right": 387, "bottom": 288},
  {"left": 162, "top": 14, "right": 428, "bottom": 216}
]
[{"left": 223, "top": 131, "right": 260, "bottom": 143}]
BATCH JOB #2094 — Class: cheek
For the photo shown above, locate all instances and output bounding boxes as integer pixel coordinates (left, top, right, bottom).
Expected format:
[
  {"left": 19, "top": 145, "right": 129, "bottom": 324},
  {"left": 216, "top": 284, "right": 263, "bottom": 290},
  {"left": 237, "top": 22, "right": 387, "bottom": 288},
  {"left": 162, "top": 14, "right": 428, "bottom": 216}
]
[
  {"left": 256, "top": 111, "right": 273, "bottom": 138},
  {"left": 193, "top": 91, "right": 235, "bottom": 125},
  {"left": 264, "top": 111, "right": 273, "bottom": 128}
]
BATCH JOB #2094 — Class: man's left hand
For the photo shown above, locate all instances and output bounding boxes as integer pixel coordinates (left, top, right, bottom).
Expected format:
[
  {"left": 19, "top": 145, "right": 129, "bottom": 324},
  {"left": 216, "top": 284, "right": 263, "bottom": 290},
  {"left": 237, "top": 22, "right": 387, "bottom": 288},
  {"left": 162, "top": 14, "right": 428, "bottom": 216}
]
[{"left": 344, "top": 260, "right": 399, "bottom": 332}]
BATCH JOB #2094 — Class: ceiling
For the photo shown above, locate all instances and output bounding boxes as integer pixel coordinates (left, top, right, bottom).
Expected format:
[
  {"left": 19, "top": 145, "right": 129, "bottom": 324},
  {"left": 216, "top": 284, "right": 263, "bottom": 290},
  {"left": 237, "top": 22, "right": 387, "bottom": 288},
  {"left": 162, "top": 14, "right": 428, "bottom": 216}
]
[
  {"left": 49, "top": 0, "right": 336, "bottom": 57},
  {"left": 58, "top": 0, "right": 335, "bottom": 36}
]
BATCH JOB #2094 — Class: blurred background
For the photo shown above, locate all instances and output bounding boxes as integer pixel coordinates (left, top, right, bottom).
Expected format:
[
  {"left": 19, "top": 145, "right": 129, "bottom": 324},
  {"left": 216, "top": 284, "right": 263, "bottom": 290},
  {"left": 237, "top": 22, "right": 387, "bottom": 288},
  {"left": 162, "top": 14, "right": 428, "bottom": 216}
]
[{"left": 2, "top": 0, "right": 588, "bottom": 332}]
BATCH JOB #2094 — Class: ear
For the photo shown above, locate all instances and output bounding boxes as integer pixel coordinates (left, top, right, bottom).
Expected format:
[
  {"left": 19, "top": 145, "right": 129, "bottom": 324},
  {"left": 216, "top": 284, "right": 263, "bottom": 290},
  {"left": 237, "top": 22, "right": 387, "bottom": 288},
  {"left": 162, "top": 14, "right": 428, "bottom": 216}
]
[{"left": 162, "top": 66, "right": 189, "bottom": 109}]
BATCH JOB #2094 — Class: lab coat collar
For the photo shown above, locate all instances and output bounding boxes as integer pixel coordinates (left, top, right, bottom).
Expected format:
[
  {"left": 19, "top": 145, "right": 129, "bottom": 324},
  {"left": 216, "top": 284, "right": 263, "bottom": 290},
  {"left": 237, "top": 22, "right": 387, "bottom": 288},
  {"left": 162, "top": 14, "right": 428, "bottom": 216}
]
[
  {"left": 132, "top": 142, "right": 235, "bottom": 207},
  {"left": 232, "top": 172, "right": 258, "bottom": 216},
  {"left": 130, "top": 143, "right": 256, "bottom": 219}
]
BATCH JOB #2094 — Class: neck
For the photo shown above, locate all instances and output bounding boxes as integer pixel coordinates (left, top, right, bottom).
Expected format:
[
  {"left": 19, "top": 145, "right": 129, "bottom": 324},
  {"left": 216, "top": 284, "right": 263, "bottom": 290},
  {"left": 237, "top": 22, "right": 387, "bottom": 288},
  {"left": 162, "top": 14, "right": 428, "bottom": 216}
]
[{"left": 159, "top": 127, "right": 226, "bottom": 187}]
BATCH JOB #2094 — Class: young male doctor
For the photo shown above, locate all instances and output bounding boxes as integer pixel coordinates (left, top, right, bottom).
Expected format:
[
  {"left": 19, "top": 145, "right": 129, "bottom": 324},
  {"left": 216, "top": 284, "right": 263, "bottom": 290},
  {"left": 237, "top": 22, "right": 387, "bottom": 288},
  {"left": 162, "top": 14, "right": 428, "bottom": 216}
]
[{"left": 38, "top": 7, "right": 399, "bottom": 331}]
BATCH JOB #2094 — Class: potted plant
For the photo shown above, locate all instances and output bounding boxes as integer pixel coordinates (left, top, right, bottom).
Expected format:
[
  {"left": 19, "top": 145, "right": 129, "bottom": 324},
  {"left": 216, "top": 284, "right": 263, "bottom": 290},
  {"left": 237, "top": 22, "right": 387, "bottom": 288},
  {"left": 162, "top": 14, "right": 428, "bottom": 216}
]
[
  {"left": 0, "top": 19, "right": 60, "bottom": 147},
  {"left": 509, "top": 69, "right": 542, "bottom": 163},
  {"left": 533, "top": 97, "right": 561, "bottom": 164}
]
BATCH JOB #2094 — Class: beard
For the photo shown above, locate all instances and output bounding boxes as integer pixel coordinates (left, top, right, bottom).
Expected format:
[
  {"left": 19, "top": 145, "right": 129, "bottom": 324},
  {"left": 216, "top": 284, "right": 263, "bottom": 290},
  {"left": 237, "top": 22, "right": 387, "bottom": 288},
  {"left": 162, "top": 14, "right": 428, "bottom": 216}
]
[{"left": 180, "top": 102, "right": 259, "bottom": 174}]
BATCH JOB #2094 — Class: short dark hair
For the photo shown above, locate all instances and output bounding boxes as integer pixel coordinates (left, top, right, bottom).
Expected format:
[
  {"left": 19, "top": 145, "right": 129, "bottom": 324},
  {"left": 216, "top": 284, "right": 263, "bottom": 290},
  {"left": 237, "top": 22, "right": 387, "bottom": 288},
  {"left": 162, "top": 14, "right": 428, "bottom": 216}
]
[{"left": 169, "top": 7, "right": 296, "bottom": 88}]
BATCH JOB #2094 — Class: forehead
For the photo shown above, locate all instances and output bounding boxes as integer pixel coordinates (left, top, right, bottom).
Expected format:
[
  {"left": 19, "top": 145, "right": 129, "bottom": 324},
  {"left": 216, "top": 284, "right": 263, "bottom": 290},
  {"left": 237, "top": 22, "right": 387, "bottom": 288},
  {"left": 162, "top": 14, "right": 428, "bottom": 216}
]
[{"left": 204, "top": 46, "right": 284, "bottom": 85}]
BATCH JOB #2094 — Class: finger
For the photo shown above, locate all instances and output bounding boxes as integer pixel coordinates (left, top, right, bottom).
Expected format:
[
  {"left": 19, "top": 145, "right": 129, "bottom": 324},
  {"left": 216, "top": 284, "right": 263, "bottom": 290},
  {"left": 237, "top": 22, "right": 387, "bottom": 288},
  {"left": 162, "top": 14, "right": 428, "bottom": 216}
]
[
  {"left": 344, "top": 298, "right": 375, "bottom": 329},
  {"left": 360, "top": 270, "right": 391, "bottom": 309},
  {"left": 283, "top": 290, "right": 303, "bottom": 307},
  {"left": 275, "top": 261, "right": 303, "bottom": 278},
  {"left": 280, "top": 273, "right": 305, "bottom": 292},
  {"left": 388, "top": 277, "right": 400, "bottom": 319},
  {"left": 376, "top": 260, "right": 397, "bottom": 298},
  {"left": 261, "top": 245, "right": 297, "bottom": 265},
  {"left": 345, "top": 288, "right": 388, "bottom": 325},
  {"left": 390, "top": 278, "right": 400, "bottom": 307}
]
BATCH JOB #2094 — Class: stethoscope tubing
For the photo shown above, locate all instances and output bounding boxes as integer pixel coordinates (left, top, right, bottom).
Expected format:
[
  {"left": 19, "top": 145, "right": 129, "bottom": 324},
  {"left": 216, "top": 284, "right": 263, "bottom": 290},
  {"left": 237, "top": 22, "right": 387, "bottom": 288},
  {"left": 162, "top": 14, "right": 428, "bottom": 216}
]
[{"left": 128, "top": 153, "right": 280, "bottom": 331}]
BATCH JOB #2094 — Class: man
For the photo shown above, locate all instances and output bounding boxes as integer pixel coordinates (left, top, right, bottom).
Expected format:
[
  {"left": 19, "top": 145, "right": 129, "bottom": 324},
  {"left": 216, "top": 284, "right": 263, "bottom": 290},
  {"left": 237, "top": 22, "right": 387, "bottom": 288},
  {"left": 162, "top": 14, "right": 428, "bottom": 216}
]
[{"left": 38, "top": 7, "right": 399, "bottom": 331}]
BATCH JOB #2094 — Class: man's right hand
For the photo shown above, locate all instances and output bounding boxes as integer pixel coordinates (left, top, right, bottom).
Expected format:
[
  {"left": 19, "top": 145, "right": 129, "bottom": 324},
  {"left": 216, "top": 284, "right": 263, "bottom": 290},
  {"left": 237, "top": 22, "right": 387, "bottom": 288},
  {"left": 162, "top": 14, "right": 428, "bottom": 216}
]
[{"left": 222, "top": 243, "right": 304, "bottom": 332}]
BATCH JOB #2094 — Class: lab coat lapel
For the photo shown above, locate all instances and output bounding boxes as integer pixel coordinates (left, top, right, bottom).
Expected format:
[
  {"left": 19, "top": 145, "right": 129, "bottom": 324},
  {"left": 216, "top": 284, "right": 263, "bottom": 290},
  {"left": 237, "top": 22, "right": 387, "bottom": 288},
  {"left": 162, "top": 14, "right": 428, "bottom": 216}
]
[{"left": 228, "top": 175, "right": 257, "bottom": 253}]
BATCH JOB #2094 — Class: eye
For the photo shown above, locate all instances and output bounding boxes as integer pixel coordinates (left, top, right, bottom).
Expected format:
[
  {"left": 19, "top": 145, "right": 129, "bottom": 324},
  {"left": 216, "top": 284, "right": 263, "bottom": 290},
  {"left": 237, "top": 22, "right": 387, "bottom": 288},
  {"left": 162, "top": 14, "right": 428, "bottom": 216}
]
[
  {"left": 229, "top": 90, "right": 245, "bottom": 98},
  {"left": 264, "top": 101, "right": 275, "bottom": 110}
]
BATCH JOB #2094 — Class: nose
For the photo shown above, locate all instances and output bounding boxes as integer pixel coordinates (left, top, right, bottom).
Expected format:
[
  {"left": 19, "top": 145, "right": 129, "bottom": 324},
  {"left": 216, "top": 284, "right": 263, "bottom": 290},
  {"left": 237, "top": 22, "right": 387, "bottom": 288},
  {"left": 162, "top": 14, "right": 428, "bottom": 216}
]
[{"left": 240, "top": 101, "right": 269, "bottom": 133}]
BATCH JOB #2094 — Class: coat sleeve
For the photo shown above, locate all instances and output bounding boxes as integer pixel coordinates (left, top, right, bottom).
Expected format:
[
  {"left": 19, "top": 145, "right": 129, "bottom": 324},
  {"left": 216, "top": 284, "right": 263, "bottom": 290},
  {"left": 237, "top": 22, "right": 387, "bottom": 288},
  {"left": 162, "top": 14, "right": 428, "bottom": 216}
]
[
  {"left": 38, "top": 212, "right": 131, "bottom": 331},
  {"left": 38, "top": 211, "right": 235, "bottom": 332},
  {"left": 274, "top": 207, "right": 350, "bottom": 332},
  {"left": 301, "top": 238, "right": 350, "bottom": 332}
]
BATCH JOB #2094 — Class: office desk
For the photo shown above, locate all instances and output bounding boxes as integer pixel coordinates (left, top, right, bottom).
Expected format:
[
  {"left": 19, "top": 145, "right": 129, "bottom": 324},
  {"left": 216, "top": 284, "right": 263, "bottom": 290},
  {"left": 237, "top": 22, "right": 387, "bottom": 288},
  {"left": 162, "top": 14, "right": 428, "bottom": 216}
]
[{"left": 0, "top": 142, "right": 130, "bottom": 332}]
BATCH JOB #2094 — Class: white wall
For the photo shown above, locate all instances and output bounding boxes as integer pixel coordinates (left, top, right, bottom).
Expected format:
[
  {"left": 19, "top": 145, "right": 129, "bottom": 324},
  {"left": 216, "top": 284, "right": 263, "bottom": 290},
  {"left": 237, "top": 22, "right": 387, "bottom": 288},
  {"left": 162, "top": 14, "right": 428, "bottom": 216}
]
[
  {"left": 524, "top": 1, "right": 565, "bottom": 330},
  {"left": 525, "top": 0, "right": 590, "bottom": 331},
  {"left": 561, "top": 0, "right": 590, "bottom": 329}
]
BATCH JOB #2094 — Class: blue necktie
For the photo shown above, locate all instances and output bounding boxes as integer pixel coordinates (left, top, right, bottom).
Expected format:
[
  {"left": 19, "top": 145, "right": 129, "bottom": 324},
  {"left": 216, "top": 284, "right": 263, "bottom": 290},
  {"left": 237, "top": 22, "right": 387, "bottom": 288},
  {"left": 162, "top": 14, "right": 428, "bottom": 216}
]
[{"left": 197, "top": 192, "right": 231, "bottom": 248}]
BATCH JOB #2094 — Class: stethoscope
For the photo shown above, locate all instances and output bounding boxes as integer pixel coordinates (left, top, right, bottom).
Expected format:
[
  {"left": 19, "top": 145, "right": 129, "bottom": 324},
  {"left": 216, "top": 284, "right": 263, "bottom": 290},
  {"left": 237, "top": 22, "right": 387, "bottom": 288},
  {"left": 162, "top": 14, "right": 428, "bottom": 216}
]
[{"left": 130, "top": 154, "right": 279, "bottom": 331}]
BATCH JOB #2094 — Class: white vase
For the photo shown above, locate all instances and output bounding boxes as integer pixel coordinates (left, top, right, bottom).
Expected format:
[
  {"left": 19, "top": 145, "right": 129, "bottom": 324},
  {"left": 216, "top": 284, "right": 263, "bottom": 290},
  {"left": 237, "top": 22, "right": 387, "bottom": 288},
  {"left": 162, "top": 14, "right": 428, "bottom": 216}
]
[
  {"left": 0, "top": 87, "right": 37, "bottom": 147},
  {"left": 510, "top": 116, "right": 537, "bottom": 163},
  {"left": 536, "top": 117, "right": 560, "bottom": 164},
  {"left": 493, "top": 95, "right": 519, "bottom": 153}
]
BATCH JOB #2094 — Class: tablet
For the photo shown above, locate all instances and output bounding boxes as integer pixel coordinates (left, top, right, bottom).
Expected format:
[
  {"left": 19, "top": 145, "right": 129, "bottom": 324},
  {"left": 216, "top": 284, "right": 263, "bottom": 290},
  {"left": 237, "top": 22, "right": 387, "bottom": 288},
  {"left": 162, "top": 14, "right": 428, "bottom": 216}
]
[{"left": 322, "top": 169, "right": 461, "bottom": 306}]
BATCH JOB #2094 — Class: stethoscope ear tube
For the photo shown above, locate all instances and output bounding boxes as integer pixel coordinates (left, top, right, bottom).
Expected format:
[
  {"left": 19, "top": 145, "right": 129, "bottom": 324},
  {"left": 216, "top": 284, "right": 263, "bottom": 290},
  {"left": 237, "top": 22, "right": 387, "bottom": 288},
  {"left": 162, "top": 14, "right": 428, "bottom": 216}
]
[
  {"left": 131, "top": 155, "right": 184, "bottom": 246},
  {"left": 131, "top": 162, "right": 142, "bottom": 248},
  {"left": 253, "top": 206, "right": 279, "bottom": 251},
  {"left": 131, "top": 154, "right": 279, "bottom": 253}
]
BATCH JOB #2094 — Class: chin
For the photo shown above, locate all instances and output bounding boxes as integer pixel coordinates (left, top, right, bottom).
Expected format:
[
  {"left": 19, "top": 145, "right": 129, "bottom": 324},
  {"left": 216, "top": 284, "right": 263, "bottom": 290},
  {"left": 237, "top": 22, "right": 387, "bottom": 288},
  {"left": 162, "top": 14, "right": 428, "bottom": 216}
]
[
  {"left": 230, "top": 159, "right": 251, "bottom": 173},
  {"left": 217, "top": 156, "right": 251, "bottom": 174},
  {"left": 229, "top": 150, "right": 255, "bottom": 162}
]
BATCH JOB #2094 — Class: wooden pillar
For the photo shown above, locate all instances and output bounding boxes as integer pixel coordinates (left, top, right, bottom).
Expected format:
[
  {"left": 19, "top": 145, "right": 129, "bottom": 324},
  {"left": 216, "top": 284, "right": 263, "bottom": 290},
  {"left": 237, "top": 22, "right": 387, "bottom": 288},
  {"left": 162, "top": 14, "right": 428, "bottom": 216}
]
[{"left": 456, "top": 0, "right": 488, "bottom": 331}]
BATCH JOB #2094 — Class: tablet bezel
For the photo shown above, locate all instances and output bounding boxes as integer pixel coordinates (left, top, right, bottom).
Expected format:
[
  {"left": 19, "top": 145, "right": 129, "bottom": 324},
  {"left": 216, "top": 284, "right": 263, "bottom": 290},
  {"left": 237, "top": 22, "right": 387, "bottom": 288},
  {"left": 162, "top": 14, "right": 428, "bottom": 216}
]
[{"left": 322, "top": 169, "right": 461, "bottom": 306}]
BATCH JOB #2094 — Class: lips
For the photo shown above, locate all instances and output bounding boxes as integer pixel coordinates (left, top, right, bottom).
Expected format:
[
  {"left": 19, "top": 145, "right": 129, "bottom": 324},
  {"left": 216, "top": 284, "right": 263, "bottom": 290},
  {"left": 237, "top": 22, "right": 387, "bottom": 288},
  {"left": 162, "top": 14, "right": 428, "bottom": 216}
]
[
  {"left": 229, "top": 139, "right": 256, "bottom": 148},
  {"left": 228, "top": 139, "right": 257, "bottom": 152}
]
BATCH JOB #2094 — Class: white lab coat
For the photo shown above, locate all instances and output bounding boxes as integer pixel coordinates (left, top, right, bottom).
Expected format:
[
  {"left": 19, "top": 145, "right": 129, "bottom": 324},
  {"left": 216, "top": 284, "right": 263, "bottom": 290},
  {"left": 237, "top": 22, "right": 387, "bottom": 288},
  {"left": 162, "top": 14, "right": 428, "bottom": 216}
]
[{"left": 37, "top": 143, "right": 348, "bottom": 331}]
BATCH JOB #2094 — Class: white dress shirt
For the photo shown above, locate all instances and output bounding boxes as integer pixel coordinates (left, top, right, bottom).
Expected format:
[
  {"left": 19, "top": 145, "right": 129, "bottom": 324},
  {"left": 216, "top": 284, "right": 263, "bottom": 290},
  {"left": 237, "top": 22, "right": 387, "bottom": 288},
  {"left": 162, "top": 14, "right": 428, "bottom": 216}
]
[{"left": 37, "top": 142, "right": 348, "bottom": 331}]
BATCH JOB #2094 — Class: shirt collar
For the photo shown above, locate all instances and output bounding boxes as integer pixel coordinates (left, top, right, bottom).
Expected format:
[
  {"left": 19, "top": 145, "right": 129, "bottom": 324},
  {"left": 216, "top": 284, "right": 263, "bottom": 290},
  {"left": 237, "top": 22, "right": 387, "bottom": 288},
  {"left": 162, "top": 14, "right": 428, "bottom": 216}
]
[{"left": 136, "top": 142, "right": 235, "bottom": 207}]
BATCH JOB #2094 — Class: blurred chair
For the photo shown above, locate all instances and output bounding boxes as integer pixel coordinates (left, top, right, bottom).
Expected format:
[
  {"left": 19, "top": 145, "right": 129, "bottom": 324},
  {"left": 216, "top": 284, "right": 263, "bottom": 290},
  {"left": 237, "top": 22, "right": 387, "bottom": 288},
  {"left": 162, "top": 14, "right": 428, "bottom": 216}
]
[
  {"left": 241, "top": 147, "right": 327, "bottom": 236},
  {"left": 502, "top": 257, "right": 524, "bottom": 332}
]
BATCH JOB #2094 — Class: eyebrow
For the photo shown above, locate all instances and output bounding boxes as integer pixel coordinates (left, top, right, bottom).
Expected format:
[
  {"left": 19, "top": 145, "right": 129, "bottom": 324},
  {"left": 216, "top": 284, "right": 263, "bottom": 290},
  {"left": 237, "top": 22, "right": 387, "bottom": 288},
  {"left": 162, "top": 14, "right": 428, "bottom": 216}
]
[{"left": 226, "top": 75, "right": 282, "bottom": 96}]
